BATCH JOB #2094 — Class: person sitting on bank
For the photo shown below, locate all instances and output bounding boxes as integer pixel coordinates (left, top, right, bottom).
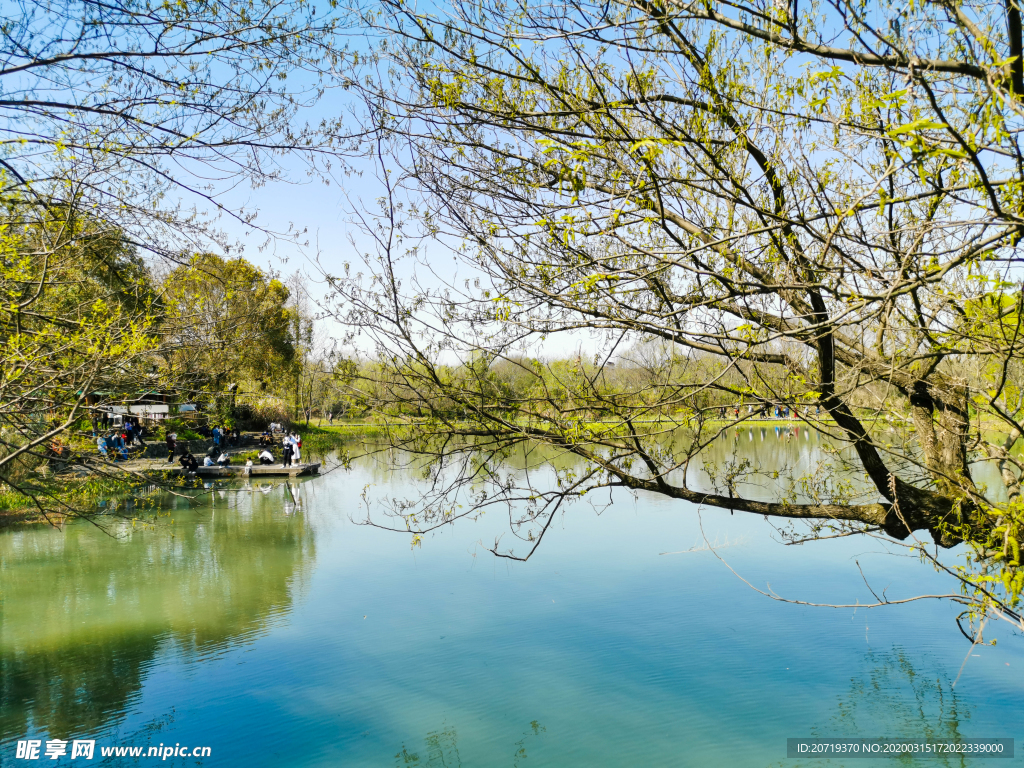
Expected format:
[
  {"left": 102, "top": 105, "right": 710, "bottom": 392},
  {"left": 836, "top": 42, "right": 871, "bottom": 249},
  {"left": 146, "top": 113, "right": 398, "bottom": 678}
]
[
  {"left": 217, "top": 452, "right": 230, "bottom": 467},
  {"left": 110, "top": 432, "right": 127, "bottom": 461},
  {"left": 203, "top": 455, "right": 215, "bottom": 467},
  {"left": 179, "top": 452, "right": 199, "bottom": 473},
  {"left": 258, "top": 449, "right": 275, "bottom": 465}
]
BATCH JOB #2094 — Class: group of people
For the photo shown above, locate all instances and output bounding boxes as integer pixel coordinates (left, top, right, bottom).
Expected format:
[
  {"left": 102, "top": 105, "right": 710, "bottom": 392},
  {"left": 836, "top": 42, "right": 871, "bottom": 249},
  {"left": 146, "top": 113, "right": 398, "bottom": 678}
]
[
  {"left": 210, "top": 424, "right": 240, "bottom": 447},
  {"left": 165, "top": 428, "right": 237, "bottom": 467},
  {"left": 178, "top": 451, "right": 199, "bottom": 472},
  {"left": 91, "top": 411, "right": 143, "bottom": 436},
  {"left": 719, "top": 403, "right": 822, "bottom": 420},
  {"left": 257, "top": 433, "right": 303, "bottom": 467},
  {"left": 172, "top": 445, "right": 231, "bottom": 473},
  {"left": 204, "top": 444, "right": 232, "bottom": 467},
  {"left": 162, "top": 423, "right": 306, "bottom": 473},
  {"left": 96, "top": 418, "right": 147, "bottom": 460},
  {"left": 167, "top": 425, "right": 305, "bottom": 473},
  {"left": 281, "top": 433, "right": 302, "bottom": 467}
]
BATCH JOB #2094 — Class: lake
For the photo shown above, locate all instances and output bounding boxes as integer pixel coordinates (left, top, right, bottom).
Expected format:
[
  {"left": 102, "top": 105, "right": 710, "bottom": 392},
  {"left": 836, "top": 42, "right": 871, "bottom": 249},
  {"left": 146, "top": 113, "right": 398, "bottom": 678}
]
[{"left": 2, "top": 427, "right": 1023, "bottom": 766}]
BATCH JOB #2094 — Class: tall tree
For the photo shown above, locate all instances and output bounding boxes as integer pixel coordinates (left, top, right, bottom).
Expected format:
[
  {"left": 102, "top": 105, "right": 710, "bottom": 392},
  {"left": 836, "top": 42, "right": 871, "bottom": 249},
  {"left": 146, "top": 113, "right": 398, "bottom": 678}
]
[
  {"left": 161, "top": 254, "right": 295, "bottom": 400},
  {"left": 0, "top": 196, "right": 160, "bottom": 516},
  {"left": 287, "top": 293, "right": 317, "bottom": 419},
  {"left": 329, "top": 0, "right": 1024, "bottom": 630}
]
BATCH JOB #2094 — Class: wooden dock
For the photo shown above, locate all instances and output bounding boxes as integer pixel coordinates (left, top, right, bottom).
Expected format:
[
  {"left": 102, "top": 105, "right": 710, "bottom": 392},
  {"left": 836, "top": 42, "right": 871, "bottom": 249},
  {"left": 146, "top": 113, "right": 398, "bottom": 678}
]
[{"left": 192, "top": 462, "right": 321, "bottom": 478}]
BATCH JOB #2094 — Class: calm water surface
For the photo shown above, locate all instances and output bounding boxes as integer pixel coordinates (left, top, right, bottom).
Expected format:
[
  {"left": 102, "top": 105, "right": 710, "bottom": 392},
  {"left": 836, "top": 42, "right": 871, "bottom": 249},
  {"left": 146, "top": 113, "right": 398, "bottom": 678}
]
[{"left": 2, "top": 428, "right": 1023, "bottom": 766}]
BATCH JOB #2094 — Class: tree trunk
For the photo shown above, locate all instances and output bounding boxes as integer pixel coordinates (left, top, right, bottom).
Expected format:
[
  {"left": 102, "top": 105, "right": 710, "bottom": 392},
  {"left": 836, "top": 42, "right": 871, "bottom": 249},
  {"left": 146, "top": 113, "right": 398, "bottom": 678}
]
[{"left": 936, "top": 382, "right": 974, "bottom": 493}]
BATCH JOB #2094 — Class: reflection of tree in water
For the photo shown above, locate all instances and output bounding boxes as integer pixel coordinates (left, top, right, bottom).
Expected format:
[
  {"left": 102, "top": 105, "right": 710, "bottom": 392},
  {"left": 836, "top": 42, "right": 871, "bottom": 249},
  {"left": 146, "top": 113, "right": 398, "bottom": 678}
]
[
  {"left": 0, "top": 485, "right": 314, "bottom": 741},
  {"left": 394, "top": 721, "right": 546, "bottom": 767},
  {"left": 770, "top": 648, "right": 971, "bottom": 768}
]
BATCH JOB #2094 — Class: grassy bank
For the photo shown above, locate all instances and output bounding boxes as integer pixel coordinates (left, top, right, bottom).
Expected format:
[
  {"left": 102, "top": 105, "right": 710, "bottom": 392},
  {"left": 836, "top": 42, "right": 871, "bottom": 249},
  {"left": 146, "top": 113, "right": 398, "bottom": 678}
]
[{"left": 296, "top": 422, "right": 385, "bottom": 440}]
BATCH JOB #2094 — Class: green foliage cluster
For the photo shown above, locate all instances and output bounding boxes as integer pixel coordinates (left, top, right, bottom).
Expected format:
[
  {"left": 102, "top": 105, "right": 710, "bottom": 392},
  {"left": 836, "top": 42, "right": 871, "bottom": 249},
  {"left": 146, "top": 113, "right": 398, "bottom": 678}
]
[
  {"left": 0, "top": 198, "right": 309, "bottom": 519},
  {"left": 161, "top": 253, "right": 297, "bottom": 399}
]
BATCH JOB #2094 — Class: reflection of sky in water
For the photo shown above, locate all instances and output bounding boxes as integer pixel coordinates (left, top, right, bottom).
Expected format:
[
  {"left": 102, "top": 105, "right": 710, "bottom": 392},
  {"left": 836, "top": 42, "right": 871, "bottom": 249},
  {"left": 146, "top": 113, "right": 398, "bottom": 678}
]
[{"left": 1, "top": 435, "right": 1022, "bottom": 767}]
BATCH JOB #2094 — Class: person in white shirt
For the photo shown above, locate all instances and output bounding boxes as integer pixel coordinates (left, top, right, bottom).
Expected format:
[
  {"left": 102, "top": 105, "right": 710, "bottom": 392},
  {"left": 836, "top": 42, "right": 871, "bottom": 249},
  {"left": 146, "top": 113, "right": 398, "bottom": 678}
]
[
  {"left": 258, "top": 449, "right": 274, "bottom": 465},
  {"left": 203, "top": 456, "right": 215, "bottom": 467}
]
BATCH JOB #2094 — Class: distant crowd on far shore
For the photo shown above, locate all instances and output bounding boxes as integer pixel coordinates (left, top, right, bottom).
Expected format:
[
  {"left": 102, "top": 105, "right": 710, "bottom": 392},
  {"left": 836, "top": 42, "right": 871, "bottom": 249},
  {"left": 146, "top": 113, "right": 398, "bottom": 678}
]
[
  {"left": 719, "top": 403, "right": 821, "bottom": 420},
  {"left": 162, "top": 422, "right": 306, "bottom": 474}
]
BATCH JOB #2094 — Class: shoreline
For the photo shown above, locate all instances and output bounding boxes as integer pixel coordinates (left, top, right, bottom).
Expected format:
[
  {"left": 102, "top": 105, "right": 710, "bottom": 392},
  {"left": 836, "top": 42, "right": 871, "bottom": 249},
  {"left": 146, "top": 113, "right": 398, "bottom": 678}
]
[{"left": 0, "top": 414, "right": 981, "bottom": 529}]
